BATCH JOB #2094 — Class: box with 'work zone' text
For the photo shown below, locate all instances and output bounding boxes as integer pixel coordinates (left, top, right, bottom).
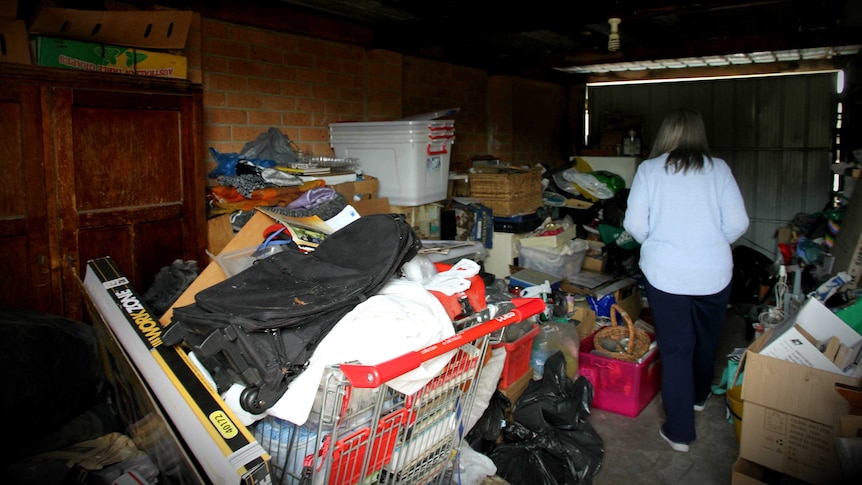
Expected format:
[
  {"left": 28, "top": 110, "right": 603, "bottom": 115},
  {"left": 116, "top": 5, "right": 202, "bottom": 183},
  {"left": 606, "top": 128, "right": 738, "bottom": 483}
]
[{"left": 83, "top": 256, "right": 272, "bottom": 484}]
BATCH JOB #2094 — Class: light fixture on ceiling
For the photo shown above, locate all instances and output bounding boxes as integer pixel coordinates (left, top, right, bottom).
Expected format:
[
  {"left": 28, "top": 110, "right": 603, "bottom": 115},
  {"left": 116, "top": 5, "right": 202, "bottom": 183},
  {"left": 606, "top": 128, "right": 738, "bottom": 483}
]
[{"left": 608, "top": 17, "right": 621, "bottom": 52}]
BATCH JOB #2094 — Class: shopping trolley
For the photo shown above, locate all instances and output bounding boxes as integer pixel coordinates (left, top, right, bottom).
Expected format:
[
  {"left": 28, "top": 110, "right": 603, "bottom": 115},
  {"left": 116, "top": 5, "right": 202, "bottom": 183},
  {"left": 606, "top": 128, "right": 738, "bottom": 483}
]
[{"left": 252, "top": 297, "right": 544, "bottom": 485}]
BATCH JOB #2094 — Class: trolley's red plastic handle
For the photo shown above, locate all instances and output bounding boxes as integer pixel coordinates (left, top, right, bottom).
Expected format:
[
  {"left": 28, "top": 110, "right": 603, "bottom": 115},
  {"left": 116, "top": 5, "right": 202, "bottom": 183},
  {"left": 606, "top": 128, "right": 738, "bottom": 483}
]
[{"left": 339, "top": 297, "right": 545, "bottom": 388}]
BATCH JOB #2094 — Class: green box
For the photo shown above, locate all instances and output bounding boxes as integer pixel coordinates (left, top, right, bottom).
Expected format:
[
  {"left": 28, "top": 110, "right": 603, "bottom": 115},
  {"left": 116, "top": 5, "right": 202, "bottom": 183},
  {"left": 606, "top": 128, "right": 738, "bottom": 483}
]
[{"left": 32, "top": 36, "right": 187, "bottom": 79}]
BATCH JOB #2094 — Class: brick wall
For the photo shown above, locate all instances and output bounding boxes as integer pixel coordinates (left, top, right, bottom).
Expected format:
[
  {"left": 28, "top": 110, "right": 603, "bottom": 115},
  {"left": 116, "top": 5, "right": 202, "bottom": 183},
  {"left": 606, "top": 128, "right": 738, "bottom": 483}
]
[{"left": 199, "top": 18, "right": 571, "bottom": 178}]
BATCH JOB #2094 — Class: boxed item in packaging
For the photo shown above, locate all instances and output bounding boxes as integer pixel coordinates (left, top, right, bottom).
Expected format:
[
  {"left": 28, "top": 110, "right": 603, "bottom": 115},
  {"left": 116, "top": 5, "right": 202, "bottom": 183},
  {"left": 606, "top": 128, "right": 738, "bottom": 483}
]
[
  {"left": 32, "top": 36, "right": 188, "bottom": 79},
  {"left": 448, "top": 198, "right": 493, "bottom": 248},
  {"left": 83, "top": 257, "right": 273, "bottom": 484},
  {"left": 30, "top": 7, "right": 193, "bottom": 49},
  {"left": 738, "top": 302, "right": 862, "bottom": 485}
]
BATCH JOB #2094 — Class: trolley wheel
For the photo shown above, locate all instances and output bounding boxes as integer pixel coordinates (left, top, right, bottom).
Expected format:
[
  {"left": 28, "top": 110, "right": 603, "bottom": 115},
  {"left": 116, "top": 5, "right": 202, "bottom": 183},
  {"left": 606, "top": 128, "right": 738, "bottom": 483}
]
[{"left": 240, "top": 386, "right": 266, "bottom": 414}]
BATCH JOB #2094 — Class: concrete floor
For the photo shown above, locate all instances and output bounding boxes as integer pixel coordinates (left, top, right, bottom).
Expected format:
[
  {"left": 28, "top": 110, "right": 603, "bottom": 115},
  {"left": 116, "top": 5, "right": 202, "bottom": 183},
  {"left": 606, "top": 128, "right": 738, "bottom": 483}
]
[{"left": 588, "top": 308, "right": 749, "bottom": 485}]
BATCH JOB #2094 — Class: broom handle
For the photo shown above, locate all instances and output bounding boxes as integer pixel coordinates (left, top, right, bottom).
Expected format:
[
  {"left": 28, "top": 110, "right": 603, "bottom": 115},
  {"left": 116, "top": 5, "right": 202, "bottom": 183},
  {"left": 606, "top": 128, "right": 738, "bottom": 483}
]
[{"left": 339, "top": 297, "right": 545, "bottom": 388}]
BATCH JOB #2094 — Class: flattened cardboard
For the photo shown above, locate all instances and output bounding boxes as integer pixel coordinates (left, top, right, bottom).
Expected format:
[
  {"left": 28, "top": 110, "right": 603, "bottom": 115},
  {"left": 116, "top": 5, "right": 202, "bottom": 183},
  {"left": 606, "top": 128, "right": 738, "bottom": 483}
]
[{"left": 31, "top": 7, "right": 192, "bottom": 49}]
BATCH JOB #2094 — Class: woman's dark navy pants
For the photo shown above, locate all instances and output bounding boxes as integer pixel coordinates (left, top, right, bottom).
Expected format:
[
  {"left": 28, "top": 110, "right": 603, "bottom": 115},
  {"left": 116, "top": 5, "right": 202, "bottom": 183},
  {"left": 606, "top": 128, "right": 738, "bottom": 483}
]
[{"left": 645, "top": 279, "right": 732, "bottom": 444}]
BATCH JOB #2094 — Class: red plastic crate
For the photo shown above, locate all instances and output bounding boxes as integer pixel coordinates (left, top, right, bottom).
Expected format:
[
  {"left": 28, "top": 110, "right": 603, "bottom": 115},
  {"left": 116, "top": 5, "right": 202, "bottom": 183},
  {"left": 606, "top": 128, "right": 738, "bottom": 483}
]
[
  {"left": 492, "top": 324, "right": 540, "bottom": 389},
  {"left": 578, "top": 332, "right": 661, "bottom": 417}
]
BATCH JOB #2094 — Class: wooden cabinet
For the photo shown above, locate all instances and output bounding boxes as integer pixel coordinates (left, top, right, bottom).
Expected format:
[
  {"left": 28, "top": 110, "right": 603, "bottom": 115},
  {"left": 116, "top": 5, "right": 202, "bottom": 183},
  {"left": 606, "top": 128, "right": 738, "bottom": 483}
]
[{"left": 0, "top": 64, "right": 206, "bottom": 321}]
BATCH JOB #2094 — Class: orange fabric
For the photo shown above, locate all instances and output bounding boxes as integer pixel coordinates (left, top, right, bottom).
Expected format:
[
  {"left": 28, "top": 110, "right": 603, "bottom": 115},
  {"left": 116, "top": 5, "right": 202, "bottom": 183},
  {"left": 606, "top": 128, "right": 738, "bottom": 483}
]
[{"left": 209, "top": 180, "right": 325, "bottom": 212}]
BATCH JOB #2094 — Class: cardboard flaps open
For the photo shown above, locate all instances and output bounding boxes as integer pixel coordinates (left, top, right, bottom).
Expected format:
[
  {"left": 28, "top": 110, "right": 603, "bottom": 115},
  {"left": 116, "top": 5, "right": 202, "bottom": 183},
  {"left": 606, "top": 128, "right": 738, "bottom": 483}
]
[
  {"left": 31, "top": 7, "right": 193, "bottom": 49},
  {"left": 756, "top": 297, "right": 862, "bottom": 376}
]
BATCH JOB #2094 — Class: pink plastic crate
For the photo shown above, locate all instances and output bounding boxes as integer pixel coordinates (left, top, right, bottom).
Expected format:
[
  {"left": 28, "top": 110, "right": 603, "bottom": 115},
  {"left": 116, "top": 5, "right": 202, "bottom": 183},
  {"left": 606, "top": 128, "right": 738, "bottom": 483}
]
[
  {"left": 492, "top": 324, "right": 540, "bottom": 389},
  {"left": 578, "top": 332, "right": 661, "bottom": 417}
]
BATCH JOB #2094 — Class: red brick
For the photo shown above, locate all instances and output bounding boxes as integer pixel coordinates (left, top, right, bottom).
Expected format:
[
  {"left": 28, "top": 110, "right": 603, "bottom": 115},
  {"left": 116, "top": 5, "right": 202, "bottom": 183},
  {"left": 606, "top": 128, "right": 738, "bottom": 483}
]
[
  {"left": 281, "top": 82, "right": 314, "bottom": 98},
  {"left": 299, "top": 127, "right": 330, "bottom": 142},
  {"left": 263, "top": 95, "right": 297, "bottom": 111},
  {"left": 311, "top": 84, "right": 339, "bottom": 101},
  {"left": 296, "top": 98, "right": 326, "bottom": 113},
  {"left": 205, "top": 38, "right": 249, "bottom": 59},
  {"left": 248, "top": 111, "right": 283, "bottom": 126},
  {"left": 226, "top": 92, "right": 263, "bottom": 109},
  {"left": 233, "top": 126, "right": 269, "bottom": 144},
  {"left": 247, "top": 78, "right": 281, "bottom": 95},
  {"left": 209, "top": 109, "right": 247, "bottom": 124},
  {"left": 207, "top": 74, "right": 247, "bottom": 92},
  {"left": 205, "top": 125, "right": 232, "bottom": 141},
  {"left": 283, "top": 112, "right": 313, "bottom": 126}
]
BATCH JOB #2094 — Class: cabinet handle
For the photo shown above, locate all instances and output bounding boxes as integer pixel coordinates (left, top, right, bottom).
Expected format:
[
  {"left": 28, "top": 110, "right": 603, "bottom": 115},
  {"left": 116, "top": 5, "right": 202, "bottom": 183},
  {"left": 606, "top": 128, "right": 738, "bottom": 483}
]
[{"left": 37, "top": 254, "right": 49, "bottom": 274}]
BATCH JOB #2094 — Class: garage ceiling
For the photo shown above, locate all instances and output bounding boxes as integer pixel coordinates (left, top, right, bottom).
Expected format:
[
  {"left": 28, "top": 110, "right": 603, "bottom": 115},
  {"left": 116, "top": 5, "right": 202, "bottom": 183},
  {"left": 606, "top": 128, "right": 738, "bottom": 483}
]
[{"left": 88, "top": 1, "right": 862, "bottom": 81}]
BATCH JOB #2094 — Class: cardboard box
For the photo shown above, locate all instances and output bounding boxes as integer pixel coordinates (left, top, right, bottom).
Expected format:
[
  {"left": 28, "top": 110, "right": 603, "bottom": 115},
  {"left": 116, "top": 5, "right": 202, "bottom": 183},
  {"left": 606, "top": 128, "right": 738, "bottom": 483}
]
[
  {"left": 333, "top": 175, "right": 379, "bottom": 202},
  {"left": 0, "top": 0, "right": 17, "bottom": 19},
  {"left": 499, "top": 364, "right": 533, "bottom": 406},
  {"left": 87, "top": 289, "right": 206, "bottom": 483},
  {"left": 331, "top": 175, "right": 390, "bottom": 215},
  {"left": 582, "top": 240, "right": 606, "bottom": 273},
  {"left": 449, "top": 199, "right": 494, "bottom": 248},
  {"left": 739, "top": 345, "right": 860, "bottom": 484},
  {"left": 30, "top": 7, "right": 193, "bottom": 49},
  {"left": 32, "top": 36, "right": 188, "bottom": 79},
  {"left": 0, "top": 18, "right": 28, "bottom": 64},
  {"left": 731, "top": 457, "right": 770, "bottom": 485},
  {"left": 83, "top": 257, "right": 273, "bottom": 484},
  {"left": 352, "top": 197, "right": 391, "bottom": 216},
  {"left": 391, "top": 202, "right": 443, "bottom": 239},
  {"left": 757, "top": 297, "right": 862, "bottom": 375},
  {"left": 518, "top": 224, "right": 578, "bottom": 248}
]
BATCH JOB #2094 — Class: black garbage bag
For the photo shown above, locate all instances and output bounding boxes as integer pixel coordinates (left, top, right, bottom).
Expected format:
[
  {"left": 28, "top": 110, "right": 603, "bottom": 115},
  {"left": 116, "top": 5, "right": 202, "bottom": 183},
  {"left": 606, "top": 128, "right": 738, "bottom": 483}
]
[
  {"left": 465, "top": 390, "right": 512, "bottom": 453},
  {"left": 489, "top": 351, "right": 604, "bottom": 485}
]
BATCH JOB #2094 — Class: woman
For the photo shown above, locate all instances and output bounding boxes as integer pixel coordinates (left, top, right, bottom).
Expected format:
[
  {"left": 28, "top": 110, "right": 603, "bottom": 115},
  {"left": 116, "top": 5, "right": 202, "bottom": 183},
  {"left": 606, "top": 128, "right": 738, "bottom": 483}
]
[{"left": 623, "top": 108, "right": 749, "bottom": 452}]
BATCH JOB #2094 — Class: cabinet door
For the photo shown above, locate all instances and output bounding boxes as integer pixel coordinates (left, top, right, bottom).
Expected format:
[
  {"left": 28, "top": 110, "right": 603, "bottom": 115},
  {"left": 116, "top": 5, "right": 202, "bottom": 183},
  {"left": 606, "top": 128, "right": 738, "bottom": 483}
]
[
  {"left": 51, "top": 87, "right": 204, "bottom": 320},
  {"left": 0, "top": 83, "right": 62, "bottom": 314}
]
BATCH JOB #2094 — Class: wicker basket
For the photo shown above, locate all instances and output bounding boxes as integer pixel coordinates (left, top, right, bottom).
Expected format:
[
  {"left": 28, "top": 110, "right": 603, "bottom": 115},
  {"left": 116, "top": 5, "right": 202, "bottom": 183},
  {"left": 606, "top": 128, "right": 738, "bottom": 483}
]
[
  {"left": 592, "top": 303, "right": 651, "bottom": 362},
  {"left": 469, "top": 166, "right": 543, "bottom": 217}
]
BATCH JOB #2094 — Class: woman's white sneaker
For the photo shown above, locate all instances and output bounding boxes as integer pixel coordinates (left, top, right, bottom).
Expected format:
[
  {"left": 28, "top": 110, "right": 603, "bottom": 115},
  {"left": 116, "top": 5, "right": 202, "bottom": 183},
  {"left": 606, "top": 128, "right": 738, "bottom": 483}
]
[{"left": 660, "top": 427, "right": 690, "bottom": 452}]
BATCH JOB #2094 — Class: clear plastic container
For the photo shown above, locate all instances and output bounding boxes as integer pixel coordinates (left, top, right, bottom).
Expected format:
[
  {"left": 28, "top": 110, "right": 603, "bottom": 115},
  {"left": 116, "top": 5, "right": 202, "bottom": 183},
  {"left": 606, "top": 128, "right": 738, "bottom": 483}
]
[{"left": 214, "top": 244, "right": 285, "bottom": 277}]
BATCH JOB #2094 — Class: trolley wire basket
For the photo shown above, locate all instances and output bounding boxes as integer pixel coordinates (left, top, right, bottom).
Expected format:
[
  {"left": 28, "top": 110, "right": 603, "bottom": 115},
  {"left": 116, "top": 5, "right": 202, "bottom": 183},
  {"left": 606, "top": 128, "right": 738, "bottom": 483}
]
[{"left": 252, "top": 297, "right": 545, "bottom": 485}]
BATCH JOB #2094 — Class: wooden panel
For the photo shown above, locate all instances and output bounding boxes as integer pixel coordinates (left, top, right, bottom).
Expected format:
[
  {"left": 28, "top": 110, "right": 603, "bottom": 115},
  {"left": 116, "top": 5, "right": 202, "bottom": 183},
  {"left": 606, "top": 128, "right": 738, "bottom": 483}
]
[
  {"left": 52, "top": 82, "right": 204, "bottom": 321},
  {"left": 0, "top": 81, "right": 59, "bottom": 314},
  {"left": 0, "top": 100, "right": 25, "bottom": 217},
  {"left": 135, "top": 219, "right": 186, "bottom": 292},
  {"left": 71, "top": 105, "right": 183, "bottom": 211}
]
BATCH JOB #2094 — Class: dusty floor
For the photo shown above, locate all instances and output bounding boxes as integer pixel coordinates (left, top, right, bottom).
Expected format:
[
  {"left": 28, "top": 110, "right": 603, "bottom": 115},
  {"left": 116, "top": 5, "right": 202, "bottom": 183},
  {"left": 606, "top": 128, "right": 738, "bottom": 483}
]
[{"left": 484, "top": 308, "right": 749, "bottom": 485}]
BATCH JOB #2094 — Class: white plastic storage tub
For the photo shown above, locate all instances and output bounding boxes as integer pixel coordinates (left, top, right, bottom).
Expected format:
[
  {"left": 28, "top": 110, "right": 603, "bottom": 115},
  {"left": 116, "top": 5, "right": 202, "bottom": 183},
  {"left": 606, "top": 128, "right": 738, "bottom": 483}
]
[{"left": 329, "top": 120, "right": 455, "bottom": 206}]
